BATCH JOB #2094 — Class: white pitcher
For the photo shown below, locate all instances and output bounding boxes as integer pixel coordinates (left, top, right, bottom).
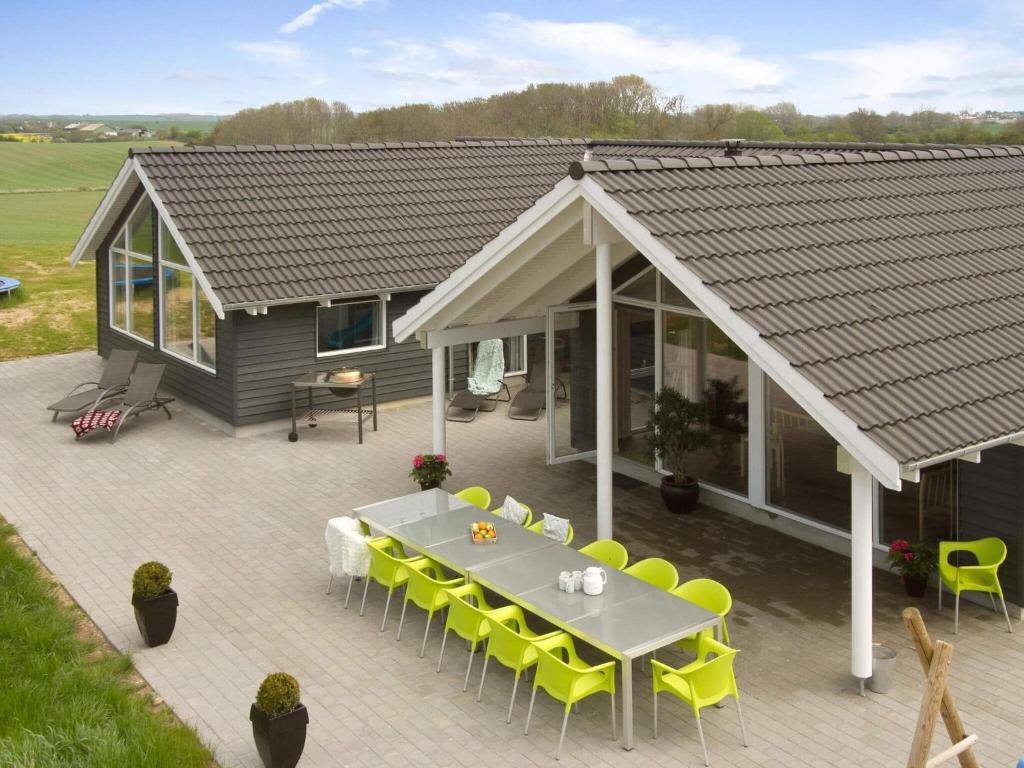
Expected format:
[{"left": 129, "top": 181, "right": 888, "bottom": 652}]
[{"left": 582, "top": 566, "right": 607, "bottom": 595}]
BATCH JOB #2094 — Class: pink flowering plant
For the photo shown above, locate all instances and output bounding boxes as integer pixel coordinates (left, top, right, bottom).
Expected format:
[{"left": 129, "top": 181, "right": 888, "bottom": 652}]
[
  {"left": 409, "top": 453, "right": 452, "bottom": 488},
  {"left": 886, "top": 539, "right": 936, "bottom": 579}
]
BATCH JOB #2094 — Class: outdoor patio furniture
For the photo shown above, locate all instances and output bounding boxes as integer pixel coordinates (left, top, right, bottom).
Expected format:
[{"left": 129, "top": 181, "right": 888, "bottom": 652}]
[
  {"left": 287, "top": 370, "right": 377, "bottom": 443},
  {"left": 937, "top": 537, "right": 1014, "bottom": 634},
  {"left": 47, "top": 348, "right": 137, "bottom": 422},
  {"left": 624, "top": 558, "right": 679, "bottom": 591},
  {"left": 527, "top": 518, "right": 574, "bottom": 545},
  {"left": 477, "top": 605, "right": 560, "bottom": 723},
  {"left": 577, "top": 539, "right": 629, "bottom": 570},
  {"left": 651, "top": 635, "right": 748, "bottom": 766},
  {"left": 507, "top": 360, "right": 557, "bottom": 420},
  {"left": 359, "top": 537, "right": 424, "bottom": 632},
  {"left": 325, "top": 517, "right": 370, "bottom": 608},
  {"left": 446, "top": 339, "right": 510, "bottom": 422},
  {"left": 672, "top": 579, "right": 733, "bottom": 651},
  {"left": 454, "top": 486, "right": 492, "bottom": 510},
  {"left": 491, "top": 499, "right": 533, "bottom": 527},
  {"left": 75, "top": 362, "right": 175, "bottom": 443},
  {"left": 396, "top": 558, "right": 462, "bottom": 657},
  {"left": 524, "top": 632, "right": 617, "bottom": 760},
  {"left": 437, "top": 583, "right": 498, "bottom": 690}
]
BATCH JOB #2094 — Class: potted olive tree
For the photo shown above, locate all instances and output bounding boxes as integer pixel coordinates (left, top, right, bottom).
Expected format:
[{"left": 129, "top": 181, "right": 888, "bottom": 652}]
[
  {"left": 646, "top": 387, "right": 714, "bottom": 514},
  {"left": 131, "top": 561, "right": 178, "bottom": 647},
  {"left": 250, "top": 672, "right": 308, "bottom": 768}
]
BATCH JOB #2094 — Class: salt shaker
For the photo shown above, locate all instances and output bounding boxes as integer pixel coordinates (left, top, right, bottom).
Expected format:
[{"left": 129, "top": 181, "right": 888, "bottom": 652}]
[
  {"left": 572, "top": 570, "right": 584, "bottom": 591},
  {"left": 558, "top": 571, "right": 570, "bottom": 591},
  {"left": 565, "top": 576, "right": 575, "bottom": 593}
]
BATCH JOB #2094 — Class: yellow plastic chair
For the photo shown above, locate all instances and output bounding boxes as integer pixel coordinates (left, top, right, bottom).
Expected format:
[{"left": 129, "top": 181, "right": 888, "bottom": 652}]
[
  {"left": 578, "top": 539, "right": 629, "bottom": 570},
  {"left": 478, "top": 605, "right": 560, "bottom": 723},
  {"left": 624, "top": 557, "right": 679, "bottom": 591},
  {"left": 672, "top": 578, "right": 733, "bottom": 653},
  {"left": 455, "top": 486, "right": 492, "bottom": 510},
  {"left": 526, "top": 520, "right": 574, "bottom": 545},
  {"left": 396, "top": 558, "right": 463, "bottom": 657},
  {"left": 438, "top": 583, "right": 498, "bottom": 691},
  {"left": 938, "top": 538, "right": 1014, "bottom": 634},
  {"left": 359, "top": 537, "right": 424, "bottom": 632},
  {"left": 524, "top": 633, "right": 617, "bottom": 759},
  {"left": 490, "top": 502, "right": 533, "bottom": 527},
  {"left": 652, "top": 635, "right": 749, "bottom": 766}
]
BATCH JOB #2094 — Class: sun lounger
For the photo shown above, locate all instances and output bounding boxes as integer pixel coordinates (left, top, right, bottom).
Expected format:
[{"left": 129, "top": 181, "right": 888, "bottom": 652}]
[
  {"left": 446, "top": 339, "right": 510, "bottom": 422},
  {"left": 71, "top": 362, "right": 175, "bottom": 443},
  {"left": 47, "top": 349, "right": 137, "bottom": 422}
]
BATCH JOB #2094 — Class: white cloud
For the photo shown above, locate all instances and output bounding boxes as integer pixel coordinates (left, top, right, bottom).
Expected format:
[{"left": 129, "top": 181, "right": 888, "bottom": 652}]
[
  {"left": 170, "top": 71, "right": 228, "bottom": 83},
  {"left": 279, "top": 0, "right": 368, "bottom": 34},
  {"left": 347, "top": 47, "right": 370, "bottom": 57},
  {"left": 233, "top": 41, "right": 306, "bottom": 65}
]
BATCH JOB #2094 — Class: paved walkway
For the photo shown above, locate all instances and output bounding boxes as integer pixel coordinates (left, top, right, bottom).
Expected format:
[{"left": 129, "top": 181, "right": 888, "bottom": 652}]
[{"left": 2, "top": 352, "right": 1022, "bottom": 767}]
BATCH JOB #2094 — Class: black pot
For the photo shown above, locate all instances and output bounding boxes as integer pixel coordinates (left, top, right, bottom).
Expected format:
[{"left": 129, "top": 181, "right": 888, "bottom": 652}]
[
  {"left": 419, "top": 481, "right": 440, "bottom": 491},
  {"left": 902, "top": 574, "right": 928, "bottom": 598},
  {"left": 250, "top": 703, "right": 309, "bottom": 768},
  {"left": 132, "top": 589, "right": 178, "bottom": 647},
  {"left": 659, "top": 476, "right": 700, "bottom": 514}
]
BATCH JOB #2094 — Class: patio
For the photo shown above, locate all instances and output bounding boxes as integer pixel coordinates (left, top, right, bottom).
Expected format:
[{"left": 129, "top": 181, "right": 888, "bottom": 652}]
[{"left": 1, "top": 351, "right": 1022, "bottom": 767}]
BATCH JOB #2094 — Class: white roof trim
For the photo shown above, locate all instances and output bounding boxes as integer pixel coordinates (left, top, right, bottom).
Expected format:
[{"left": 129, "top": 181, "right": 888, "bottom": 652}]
[
  {"left": 68, "top": 157, "right": 136, "bottom": 266},
  {"left": 392, "top": 176, "right": 582, "bottom": 342},
  {"left": 577, "top": 176, "right": 902, "bottom": 489},
  {"left": 131, "top": 160, "right": 225, "bottom": 320}
]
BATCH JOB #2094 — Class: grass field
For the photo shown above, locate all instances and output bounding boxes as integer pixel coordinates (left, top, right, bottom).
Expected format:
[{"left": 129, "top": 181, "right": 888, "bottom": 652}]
[
  {"left": 0, "top": 523, "right": 215, "bottom": 767},
  {"left": 0, "top": 141, "right": 178, "bottom": 360}
]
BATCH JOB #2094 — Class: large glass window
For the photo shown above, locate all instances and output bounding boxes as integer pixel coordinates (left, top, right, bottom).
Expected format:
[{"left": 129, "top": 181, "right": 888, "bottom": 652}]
[
  {"left": 317, "top": 298, "right": 385, "bottom": 355},
  {"left": 159, "top": 221, "right": 216, "bottom": 371},
  {"left": 882, "top": 461, "right": 957, "bottom": 544},
  {"left": 663, "top": 312, "right": 748, "bottom": 493},
  {"left": 765, "top": 380, "right": 850, "bottom": 530},
  {"left": 109, "top": 199, "right": 155, "bottom": 342}
]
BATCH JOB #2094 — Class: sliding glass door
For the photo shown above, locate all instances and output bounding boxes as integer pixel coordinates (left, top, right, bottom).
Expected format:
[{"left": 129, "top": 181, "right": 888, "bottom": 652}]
[{"left": 546, "top": 304, "right": 597, "bottom": 463}]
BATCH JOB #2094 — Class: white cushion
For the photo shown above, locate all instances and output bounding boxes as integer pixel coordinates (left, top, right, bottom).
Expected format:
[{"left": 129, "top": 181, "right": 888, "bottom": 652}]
[
  {"left": 541, "top": 513, "right": 571, "bottom": 543},
  {"left": 500, "top": 495, "right": 528, "bottom": 525}
]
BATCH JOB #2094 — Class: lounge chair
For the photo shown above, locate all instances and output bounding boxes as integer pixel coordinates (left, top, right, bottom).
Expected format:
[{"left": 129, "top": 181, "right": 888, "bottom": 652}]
[
  {"left": 71, "top": 363, "right": 175, "bottom": 443},
  {"left": 446, "top": 339, "right": 510, "bottom": 422},
  {"left": 47, "top": 349, "right": 138, "bottom": 422},
  {"left": 507, "top": 359, "right": 567, "bottom": 420}
]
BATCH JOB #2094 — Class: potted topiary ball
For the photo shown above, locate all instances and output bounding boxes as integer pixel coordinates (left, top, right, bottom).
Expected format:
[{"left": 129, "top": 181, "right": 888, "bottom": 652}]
[
  {"left": 250, "top": 672, "right": 308, "bottom": 768},
  {"left": 131, "top": 561, "right": 178, "bottom": 647}
]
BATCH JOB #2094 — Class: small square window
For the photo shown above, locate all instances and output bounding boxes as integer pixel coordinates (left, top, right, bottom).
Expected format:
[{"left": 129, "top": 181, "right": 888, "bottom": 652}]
[{"left": 317, "top": 299, "right": 385, "bottom": 355}]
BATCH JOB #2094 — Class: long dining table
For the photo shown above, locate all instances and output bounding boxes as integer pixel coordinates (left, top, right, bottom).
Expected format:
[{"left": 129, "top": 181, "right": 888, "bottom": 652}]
[{"left": 355, "top": 488, "right": 720, "bottom": 751}]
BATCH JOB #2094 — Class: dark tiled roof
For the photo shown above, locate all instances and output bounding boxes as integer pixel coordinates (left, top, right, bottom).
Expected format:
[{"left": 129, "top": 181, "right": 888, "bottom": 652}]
[
  {"left": 134, "top": 138, "right": 884, "bottom": 308},
  {"left": 133, "top": 140, "right": 588, "bottom": 308},
  {"left": 576, "top": 145, "right": 1024, "bottom": 464}
]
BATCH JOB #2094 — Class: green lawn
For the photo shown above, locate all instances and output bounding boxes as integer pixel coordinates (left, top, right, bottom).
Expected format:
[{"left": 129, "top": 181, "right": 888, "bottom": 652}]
[
  {"left": 0, "top": 141, "right": 177, "bottom": 192},
  {"left": 0, "top": 523, "right": 215, "bottom": 768}
]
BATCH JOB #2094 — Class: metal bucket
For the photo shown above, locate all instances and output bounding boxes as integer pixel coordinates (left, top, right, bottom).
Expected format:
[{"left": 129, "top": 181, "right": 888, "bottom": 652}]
[{"left": 868, "top": 644, "right": 897, "bottom": 694}]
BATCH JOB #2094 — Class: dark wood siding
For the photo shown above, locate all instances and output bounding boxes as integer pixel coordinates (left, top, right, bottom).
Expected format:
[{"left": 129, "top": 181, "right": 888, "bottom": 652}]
[
  {"left": 233, "top": 291, "right": 466, "bottom": 426},
  {"left": 95, "top": 195, "right": 236, "bottom": 424},
  {"left": 957, "top": 444, "right": 1024, "bottom": 604}
]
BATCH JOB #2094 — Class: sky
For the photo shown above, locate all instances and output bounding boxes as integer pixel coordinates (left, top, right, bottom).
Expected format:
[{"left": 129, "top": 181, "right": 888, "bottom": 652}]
[{"left": 3, "top": 0, "right": 1024, "bottom": 116}]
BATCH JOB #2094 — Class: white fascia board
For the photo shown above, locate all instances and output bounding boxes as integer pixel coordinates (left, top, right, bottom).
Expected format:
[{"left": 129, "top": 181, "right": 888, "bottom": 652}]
[
  {"left": 132, "top": 159, "right": 225, "bottom": 320},
  {"left": 905, "top": 430, "right": 1024, "bottom": 472},
  {"left": 392, "top": 177, "right": 582, "bottom": 343},
  {"left": 69, "top": 157, "right": 136, "bottom": 266},
  {"left": 578, "top": 176, "right": 903, "bottom": 490},
  {"left": 424, "top": 316, "right": 545, "bottom": 349}
]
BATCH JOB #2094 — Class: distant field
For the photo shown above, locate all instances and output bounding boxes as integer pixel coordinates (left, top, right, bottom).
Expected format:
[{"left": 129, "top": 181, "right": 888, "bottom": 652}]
[
  {"left": 0, "top": 141, "right": 181, "bottom": 360},
  {"left": 0, "top": 140, "right": 178, "bottom": 192}
]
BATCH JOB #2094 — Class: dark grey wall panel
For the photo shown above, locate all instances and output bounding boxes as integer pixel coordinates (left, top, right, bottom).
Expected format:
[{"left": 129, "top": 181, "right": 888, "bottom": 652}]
[{"left": 957, "top": 444, "right": 1024, "bottom": 605}]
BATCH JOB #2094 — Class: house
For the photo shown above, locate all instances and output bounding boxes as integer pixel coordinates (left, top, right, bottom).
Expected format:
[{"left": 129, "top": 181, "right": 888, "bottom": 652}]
[{"left": 71, "top": 139, "right": 1024, "bottom": 682}]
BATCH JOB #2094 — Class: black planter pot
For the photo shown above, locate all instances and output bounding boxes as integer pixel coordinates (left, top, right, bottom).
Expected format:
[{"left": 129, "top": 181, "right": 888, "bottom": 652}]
[
  {"left": 132, "top": 589, "right": 178, "bottom": 647},
  {"left": 902, "top": 574, "right": 928, "bottom": 598},
  {"left": 419, "top": 481, "right": 440, "bottom": 491},
  {"left": 250, "top": 703, "right": 309, "bottom": 768},
  {"left": 659, "top": 477, "right": 700, "bottom": 515}
]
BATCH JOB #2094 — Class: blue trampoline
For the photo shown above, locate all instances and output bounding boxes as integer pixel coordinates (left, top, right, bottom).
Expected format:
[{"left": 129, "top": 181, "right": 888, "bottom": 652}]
[{"left": 0, "top": 276, "right": 21, "bottom": 297}]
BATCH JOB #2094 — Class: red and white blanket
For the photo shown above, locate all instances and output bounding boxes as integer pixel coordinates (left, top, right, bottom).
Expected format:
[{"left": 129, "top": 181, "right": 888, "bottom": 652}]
[{"left": 71, "top": 410, "right": 122, "bottom": 439}]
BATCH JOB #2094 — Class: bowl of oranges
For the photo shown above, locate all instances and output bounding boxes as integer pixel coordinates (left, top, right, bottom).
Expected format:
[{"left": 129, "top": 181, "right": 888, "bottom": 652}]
[{"left": 471, "top": 521, "right": 497, "bottom": 545}]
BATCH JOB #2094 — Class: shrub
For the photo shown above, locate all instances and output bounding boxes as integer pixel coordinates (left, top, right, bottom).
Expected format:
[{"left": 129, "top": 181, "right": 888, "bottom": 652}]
[
  {"left": 132, "top": 562, "right": 172, "bottom": 599},
  {"left": 255, "top": 673, "right": 301, "bottom": 717}
]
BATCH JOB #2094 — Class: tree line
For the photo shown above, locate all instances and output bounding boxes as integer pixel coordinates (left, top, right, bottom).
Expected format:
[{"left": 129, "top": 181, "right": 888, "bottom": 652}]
[{"left": 209, "top": 74, "right": 1024, "bottom": 147}]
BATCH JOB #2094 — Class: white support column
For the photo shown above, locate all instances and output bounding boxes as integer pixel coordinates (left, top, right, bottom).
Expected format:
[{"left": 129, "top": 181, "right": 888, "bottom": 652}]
[
  {"left": 850, "top": 461, "right": 874, "bottom": 688},
  {"left": 596, "top": 242, "right": 614, "bottom": 540},
  {"left": 746, "top": 362, "right": 766, "bottom": 507},
  {"left": 432, "top": 345, "right": 446, "bottom": 455}
]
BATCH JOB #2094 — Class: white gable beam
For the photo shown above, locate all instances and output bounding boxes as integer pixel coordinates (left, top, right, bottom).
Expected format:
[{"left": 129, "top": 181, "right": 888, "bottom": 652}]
[
  {"left": 424, "top": 317, "right": 545, "bottom": 349},
  {"left": 69, "top": 158, "right": 136, "bottom": 266},
  {"left": 578, "top": 176, "right": 903, "bottom": 490},
  {"left": 132, "top": 160, "right": 225, "bottom": 320}
]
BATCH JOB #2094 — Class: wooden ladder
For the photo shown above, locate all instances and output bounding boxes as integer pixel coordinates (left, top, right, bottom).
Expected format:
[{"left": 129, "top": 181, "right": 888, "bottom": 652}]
[{"left": 902, "top": 607, "right": 980, "bottom": 768}]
